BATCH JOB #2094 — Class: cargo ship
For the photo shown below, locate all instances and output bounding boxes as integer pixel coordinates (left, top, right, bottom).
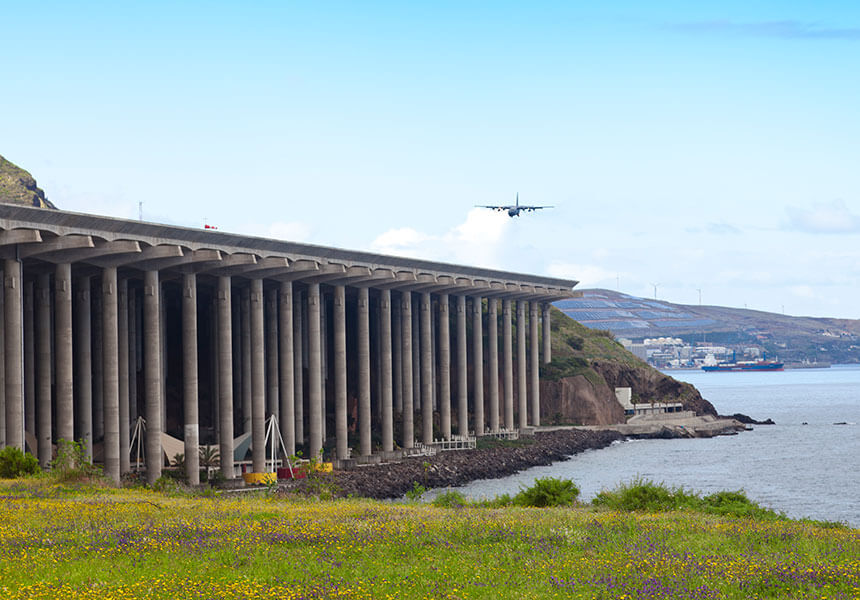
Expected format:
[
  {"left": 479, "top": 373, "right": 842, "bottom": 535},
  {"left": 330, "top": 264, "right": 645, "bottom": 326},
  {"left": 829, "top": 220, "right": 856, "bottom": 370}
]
[{"left": 701, "top": 360, "right": 784, "bottom": 372}]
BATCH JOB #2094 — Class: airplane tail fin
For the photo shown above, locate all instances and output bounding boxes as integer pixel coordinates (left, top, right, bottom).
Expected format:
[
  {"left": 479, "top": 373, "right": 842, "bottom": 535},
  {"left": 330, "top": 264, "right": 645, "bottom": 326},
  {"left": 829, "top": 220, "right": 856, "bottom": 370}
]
[{"left": 516, "top": 192, "right": 519, "bottom": 207}]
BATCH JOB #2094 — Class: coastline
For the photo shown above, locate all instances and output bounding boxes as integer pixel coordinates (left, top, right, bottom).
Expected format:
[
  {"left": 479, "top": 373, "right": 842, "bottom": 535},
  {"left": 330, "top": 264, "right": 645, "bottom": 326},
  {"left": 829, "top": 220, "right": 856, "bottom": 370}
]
[{"left": 280, "top": 414, "right": 747, "bottom": 500}]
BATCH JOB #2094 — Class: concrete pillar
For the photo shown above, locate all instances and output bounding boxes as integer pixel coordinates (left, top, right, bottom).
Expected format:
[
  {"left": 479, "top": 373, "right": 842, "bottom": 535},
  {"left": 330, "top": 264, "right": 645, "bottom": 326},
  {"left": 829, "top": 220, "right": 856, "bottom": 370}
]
[
  {"left": 420, "top": 292, "right": 433, "bottom": 444},
  {"left": 542, "top": 303, "right": 552, "bottom": 364},
  {"left": 411, "top": 299, "right": 420, "bottom": 421},
  {"left": 128, "top": 287, "right": 138, "bottom": 425},
  {"left": 231, "top": 292, "right": 241, "bottom": 437},
  {"left": 517, "top": 300, "right": 527, "bottom": 430},
  {"left": 502, "top": 299, "right": 514, "bottom": 430},
  {"left": 392, "top": 297, "right": 402, "bottom": 414},
  {"left": 530, "top": 301, "right": 540, "bottom": 427},
  {"left": 182, "top": 273, "right": 200, "bottom": 486},
  {"left": 333, "top": 285, "right": 347, "bottom": 460},
  {"left": 4, "top": 259, "right": 23, "bottom": 450},
  {"left": 250, "top": 279, "right": 266, "bottom": 473},
  {"left": 102, "top": 267, "right": 120, "bottom": 483},
  {"left": 159, "top": 288, "right": 166, "bottom": 433},
  {"left": 358, "top": 287, "right": 371, "bottom": 456},
  {"left": 0, "top": 275, "right": 5, "bottom": 447},
  {"left": 472, "top": 296, "right": 484, "bottom": 436},
  {"left": 456, "top": 295, "right": 468, "bottom": 436},
  {"left": 307, "top": 283, "right": 323, "bottom": 458},
  {"left": 211, "top": 299, "right": 219, "bottom": 442},
  {"left": 93, "top": 290, "right": 104, "bottom": 442},
  {"left": 293, "top": 289, "right": 304, "bottom": 446},
  {"left": 217, "top": 276, "right": 234, "bottom": 478},
  {"left": 438, "top": 294, "right": 451, "bottom": 440},
  {"left": 143, "top": 270, "right": 162, "bottom": 485},
  {"left": 278, "top": 281, "right": 295, "bottom": 456},
  {"left": 118, "top": 279, "right": 130, "bottom": 475},
  {"left": 24, "top": 279, "right": 35, "bottom": 442},
  {"left": 400, "top": 291, "right": 413, "bottom": 449},
  {"left": 55, "top": 263, "right": 74, "bottom": 443},
  {"left": 240, "top": 287, "right": 252, "bottom": 435},
  {"left": 379, "top": 289, "right": 393, "bottom": 452},
  {"left": 35, "top": 274, "right": 52, "bottom": 466},
  {"left": 75, "top": 276, "right": 93, "bottom": 459},
  {"left": 265, "top": 288, "right": 279, "bottom": 419},
  {"left": 488, "top": 298, "right": 499, "bottom": 432}
]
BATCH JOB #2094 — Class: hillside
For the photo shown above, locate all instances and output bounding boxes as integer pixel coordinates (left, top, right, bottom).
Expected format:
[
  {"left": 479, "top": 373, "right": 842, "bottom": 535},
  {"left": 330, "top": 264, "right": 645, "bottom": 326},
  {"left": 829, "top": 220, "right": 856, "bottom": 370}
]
[
  {"left": 539, "top": 307, "right": 716, "bottom": 425},
  {"left": 555, "top": 289, "right": 860, "bottom": 365},
  {"left": 0, "top": 154, "right": 57, "bottom": 209}
]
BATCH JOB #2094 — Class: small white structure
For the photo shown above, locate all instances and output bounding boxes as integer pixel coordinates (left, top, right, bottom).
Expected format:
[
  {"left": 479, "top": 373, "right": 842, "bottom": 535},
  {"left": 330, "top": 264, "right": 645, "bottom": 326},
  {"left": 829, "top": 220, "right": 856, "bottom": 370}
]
[
  {"left": 615, "top": 386, "right": 684, "bottom": 417},
  {"left": 615, "top": 387, "right": 634, "bottom": 415}
]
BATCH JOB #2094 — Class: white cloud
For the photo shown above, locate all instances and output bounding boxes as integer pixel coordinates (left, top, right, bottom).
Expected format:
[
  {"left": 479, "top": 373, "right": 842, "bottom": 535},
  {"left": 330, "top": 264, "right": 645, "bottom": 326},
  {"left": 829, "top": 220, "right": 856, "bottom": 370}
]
[
  {"left": 546, "top": 262, "right": 616, "bottom": 287},
  {"left": 369, "top": 209, "right": 511, "bottom": 268},
  {"left": 369, "top": 227, "right": 433, "bottom": 257},
  {"left": 785, "top": 199, "right": 860, "bottom": 233}
]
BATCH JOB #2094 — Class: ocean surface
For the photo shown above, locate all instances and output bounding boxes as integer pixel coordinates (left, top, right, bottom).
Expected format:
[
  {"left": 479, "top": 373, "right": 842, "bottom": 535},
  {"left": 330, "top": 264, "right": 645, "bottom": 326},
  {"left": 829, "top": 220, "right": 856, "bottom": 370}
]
[{"left": 425, "top": 364, "right": 860, "bottom": 527}]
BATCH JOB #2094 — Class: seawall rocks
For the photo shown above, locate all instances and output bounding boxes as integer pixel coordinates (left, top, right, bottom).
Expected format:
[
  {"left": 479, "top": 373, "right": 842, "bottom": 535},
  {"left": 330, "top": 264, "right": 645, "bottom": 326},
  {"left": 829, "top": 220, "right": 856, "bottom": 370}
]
[{"left": 286, "top": 429, "right": 624, "bottom": 500}]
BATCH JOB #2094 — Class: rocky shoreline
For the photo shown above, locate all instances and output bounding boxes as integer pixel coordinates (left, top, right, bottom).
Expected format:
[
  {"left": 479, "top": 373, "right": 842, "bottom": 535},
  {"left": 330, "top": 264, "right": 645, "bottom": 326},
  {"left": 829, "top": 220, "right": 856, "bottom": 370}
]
[{"left": 282, "top": 429, "right": 625, "bottom": 500}]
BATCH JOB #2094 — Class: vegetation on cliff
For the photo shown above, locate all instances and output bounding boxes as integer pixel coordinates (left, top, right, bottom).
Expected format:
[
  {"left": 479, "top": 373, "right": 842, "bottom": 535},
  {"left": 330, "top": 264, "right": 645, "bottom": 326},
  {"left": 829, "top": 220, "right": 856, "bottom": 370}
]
[{"left": 0, "top": 154, "right": 56, "bottom": 208}]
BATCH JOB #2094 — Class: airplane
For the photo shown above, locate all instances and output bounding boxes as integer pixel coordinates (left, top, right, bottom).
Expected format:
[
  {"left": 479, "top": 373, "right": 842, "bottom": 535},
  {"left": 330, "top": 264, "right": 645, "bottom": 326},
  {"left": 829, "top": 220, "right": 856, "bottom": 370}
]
[{"left": 476, "top": 193, "right": 553, "bottom": 217}]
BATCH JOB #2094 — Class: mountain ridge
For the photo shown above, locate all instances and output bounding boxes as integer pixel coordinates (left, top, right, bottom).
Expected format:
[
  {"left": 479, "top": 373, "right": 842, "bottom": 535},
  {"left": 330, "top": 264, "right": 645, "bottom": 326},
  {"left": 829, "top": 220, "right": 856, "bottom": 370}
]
[{"left": 0, "top": 154, "right": 57, "bottom": 209}]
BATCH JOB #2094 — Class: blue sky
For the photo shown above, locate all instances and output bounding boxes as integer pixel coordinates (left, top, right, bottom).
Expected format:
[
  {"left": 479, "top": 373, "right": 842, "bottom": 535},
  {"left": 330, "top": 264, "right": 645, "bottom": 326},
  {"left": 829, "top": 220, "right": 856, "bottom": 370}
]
[{"left": 2, "top": 1, "right": 859, "bottom": 318}]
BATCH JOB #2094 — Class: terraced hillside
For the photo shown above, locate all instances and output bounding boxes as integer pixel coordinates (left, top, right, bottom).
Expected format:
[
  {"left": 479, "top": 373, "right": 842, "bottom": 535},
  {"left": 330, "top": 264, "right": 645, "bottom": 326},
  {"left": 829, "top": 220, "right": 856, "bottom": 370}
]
[{"left": 556, "top": 289, "right": 860, "bottom": 364}]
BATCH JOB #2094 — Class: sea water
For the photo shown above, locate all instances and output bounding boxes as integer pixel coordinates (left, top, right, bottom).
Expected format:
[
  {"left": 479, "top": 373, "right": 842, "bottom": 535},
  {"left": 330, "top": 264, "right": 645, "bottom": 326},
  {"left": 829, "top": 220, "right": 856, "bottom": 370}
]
[{"left": 426, "top": 365, "right": 860, "bottom": 526}]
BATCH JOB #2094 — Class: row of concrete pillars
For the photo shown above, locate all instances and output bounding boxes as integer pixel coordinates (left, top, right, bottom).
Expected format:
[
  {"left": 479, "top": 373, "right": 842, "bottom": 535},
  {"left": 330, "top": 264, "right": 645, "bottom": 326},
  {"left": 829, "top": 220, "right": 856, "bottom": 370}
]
[{"left": 1, "top": 258, "right": 551, "bottom": 485}]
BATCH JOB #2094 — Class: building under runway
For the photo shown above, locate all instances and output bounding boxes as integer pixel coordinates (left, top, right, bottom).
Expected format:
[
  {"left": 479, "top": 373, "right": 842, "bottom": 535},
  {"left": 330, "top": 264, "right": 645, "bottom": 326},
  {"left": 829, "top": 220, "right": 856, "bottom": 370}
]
[{"left": 0, "top": 204, "right": 577, "bottom": 484}]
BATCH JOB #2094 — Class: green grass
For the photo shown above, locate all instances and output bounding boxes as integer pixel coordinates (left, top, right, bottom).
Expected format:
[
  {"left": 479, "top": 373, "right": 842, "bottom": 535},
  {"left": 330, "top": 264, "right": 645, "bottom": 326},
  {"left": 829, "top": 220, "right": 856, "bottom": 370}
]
[{"left": 0, "top": 478, "right": 857, "bottom": 599}]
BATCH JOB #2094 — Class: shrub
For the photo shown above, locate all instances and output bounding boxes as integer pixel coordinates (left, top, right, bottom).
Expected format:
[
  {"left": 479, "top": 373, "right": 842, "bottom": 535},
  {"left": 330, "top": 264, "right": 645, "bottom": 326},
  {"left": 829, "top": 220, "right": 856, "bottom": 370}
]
[
  {"left": 541, "top": 356, "right": 591, "bottom": 381},
  {"left": 51, "top": 440, "right": 103, "bottom": 483},
  {"left": 513, "top": 477, "right": 579, "bottom": 507},
  {"left": 432, "top": 490, "right": 468, "bottom": 508},
  {"left": 592, "top": 479, "right": 697, "bottom": 512},
  {"left": 701, "top": 490, "right": 779, "bottom": 520},
  {"left": 0, "top": 446, "right": 40, "bottom": 478},
  {"left": 475, "top": 493, "right": 513, "bottom": 508},
  {"left": 565, "top": 335, "right": 584, "bottom": 351},
  {"left": 152, "top": 475, "right": 181, "bottom": 494},
  {"left": 405, "top": 482, "right": 426, "bottom": 501}
]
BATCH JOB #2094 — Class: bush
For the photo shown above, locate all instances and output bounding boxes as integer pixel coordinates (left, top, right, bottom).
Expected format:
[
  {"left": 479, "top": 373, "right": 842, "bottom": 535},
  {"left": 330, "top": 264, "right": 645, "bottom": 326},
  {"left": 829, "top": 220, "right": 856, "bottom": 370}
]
[
  {"left": 592, "top": 479, "right": 697, "bottom": 512},
  {"left": 513, "top": 477, "right": 579, "bottom": 507},
  {"left": 541, "top": 356, "right": 591, "bottom": 381},
  {"left": 476, "top": 493, "right": 513, "bottom": 508},
  {"left": 701, "top": 490, "right": 778, "bottom": 520},
  {"left": 51, "top": 439, "right": 103, "bottom": 483},
  {"left": 0, "top": 446, "right": 40, "bottom": 478},
  {"left": 405, "top": 482, "right": 426, "bottom": 501},
  {"left": 152, "top": 475, "right": 181, "bottom": 494},
  {"left": 593, "top": 480, "right": 781, "bottom": 520},
  {"left": 432, "top": 490, "right": 468, "bottom": 508}
]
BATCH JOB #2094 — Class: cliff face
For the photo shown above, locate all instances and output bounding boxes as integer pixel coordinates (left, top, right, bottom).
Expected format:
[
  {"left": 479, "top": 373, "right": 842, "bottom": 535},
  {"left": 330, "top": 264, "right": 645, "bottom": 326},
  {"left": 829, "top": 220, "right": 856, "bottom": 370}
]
[
  {"left": 540, "top": 375, "right": 625, "bottom": 425},
  {"left": 0, "top": 154, "right": 57, "bottom": 209}
]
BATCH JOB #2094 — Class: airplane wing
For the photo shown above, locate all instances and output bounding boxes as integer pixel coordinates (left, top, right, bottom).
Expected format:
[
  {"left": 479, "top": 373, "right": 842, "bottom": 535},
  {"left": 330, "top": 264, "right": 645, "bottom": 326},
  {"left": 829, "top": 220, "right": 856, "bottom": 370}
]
[
  {"left": 520, "top": 205, "right": 553, "bottom": 212},
  {"left": 476, "top": 205, "right": 513, "bottom": 211}
]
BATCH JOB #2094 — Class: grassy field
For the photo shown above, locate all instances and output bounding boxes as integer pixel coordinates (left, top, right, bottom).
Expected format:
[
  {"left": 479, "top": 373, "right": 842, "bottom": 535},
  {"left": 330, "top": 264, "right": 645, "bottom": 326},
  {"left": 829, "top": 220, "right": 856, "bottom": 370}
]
[{"left": 0, "top": 479, "right": 857, "bottom": 599}]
